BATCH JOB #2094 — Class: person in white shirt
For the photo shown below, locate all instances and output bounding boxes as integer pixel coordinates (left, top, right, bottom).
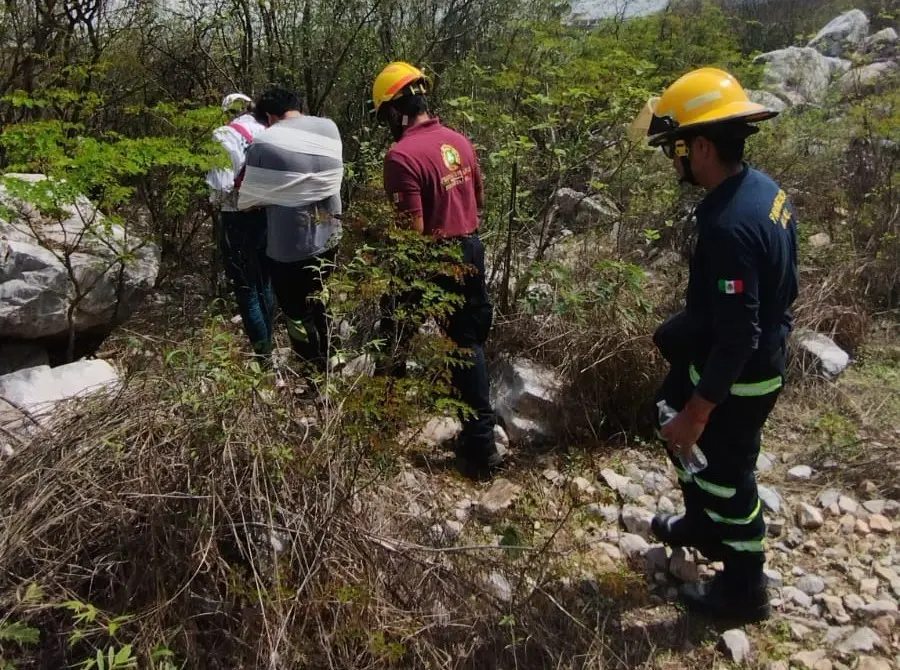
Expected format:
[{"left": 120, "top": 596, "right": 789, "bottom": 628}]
[{"left": 206, "top": 93, "right": 275, "bottom": 358}]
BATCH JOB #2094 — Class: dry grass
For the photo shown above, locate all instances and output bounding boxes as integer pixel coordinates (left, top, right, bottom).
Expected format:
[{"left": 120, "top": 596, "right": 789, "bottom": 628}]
[
  {"left": 765, "top": 326, "right": 900, "bottom": 500},
  {"left": 489, "top": 243, "right": 663, "bottom": 447},
  {"left": 0, "top": 319, "right": 705, "bottom": 670}
]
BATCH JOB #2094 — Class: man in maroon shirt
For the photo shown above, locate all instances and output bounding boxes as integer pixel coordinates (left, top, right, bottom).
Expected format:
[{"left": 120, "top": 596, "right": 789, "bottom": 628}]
[{"left": 370, "top": 61, "right": 503, "bottom": 477}]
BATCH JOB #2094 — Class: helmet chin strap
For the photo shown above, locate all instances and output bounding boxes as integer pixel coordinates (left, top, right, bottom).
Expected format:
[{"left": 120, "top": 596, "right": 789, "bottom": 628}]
[{"left": 674, "top": 138, "right": 698, "bottom": 186}]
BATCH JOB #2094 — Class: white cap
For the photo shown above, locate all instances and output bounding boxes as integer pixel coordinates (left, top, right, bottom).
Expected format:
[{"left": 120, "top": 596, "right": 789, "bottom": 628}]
[{"left": 221, "top": 93, "right": 252, "bottom": 113}]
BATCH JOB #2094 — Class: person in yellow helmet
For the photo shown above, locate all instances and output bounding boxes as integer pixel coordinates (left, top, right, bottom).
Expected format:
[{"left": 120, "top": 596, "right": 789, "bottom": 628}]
[
  {"left": 638, "top": 68, "right": 798, "bottom": 623},
  {"left": 369, "top": 61, "right": 504, "bottom": 478}
]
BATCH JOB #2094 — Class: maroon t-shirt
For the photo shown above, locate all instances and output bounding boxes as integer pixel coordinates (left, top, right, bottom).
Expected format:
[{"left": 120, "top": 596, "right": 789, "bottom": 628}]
[{"left": 383, "top": 118, "right": 483, "bottom": 238}]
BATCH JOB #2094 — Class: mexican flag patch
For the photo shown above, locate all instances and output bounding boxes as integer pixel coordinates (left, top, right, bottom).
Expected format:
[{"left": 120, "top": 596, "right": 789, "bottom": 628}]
[{"left": 718, "top": 279, "right": 744, "bottom": 294}]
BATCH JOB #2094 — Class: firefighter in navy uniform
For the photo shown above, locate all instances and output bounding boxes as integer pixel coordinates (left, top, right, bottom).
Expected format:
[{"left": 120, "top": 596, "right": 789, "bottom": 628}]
[{"left": 636, "top": 68, "right": 799, "bottom": 623}]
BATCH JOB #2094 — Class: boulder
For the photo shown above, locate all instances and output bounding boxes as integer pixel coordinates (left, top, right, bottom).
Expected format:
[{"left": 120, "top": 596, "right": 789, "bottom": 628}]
[
  {"left": 568, "top": 476, "right": 596, "bottom": 496},
  {"left": 618, "top": 533, "right": 650, "bottom": 560},
  {"left": 790, "top": 622, "right": 814, "bottom": 640},
  {"left": 621, "top": 505, "right": 654, "bottom": 539},
  {"left": 643, "top": 545, "right": 669, "bottom": 574},
  {"left": 788, "top": 465, "right": 814, "bottom": 481},
  {"left": 783, "top": 586, "right": 814, "bottom": 608},
  {"left": 765, "top": 568, "right": 784, "bottom": 588},
  {"left": 836, "top": 626, "right": 881, "bottom": 653},
  {"left": 0, "top": 359, "right": 120, "bottom": 426},
  {"left": 856, "top": 657, "right": 891, "bottom": 670},
  {"left": 839, "top": 61, "right": 900, "bottom": 97},
  {"left": 552, "top": 188, "right": 619, "bottom": 230},
  {"left": 838, "top": 495, "right": 859, "bottom": 515},
  {"left": 746, "top": 89, "right": 789, "bottom": 113},
  {"left": 790, "top": 650, "right": 829, "bottom": 670},
  {"left": 586, "top": 503, "right": 619, "bottom": 524},
  {"left": 417, "top": 416, "right": 462, "bottom": 447},
  {"left": 861, "top": 600, "right": 898, "bottom": 616},
  {"left": 862, "top": 500, "right": 888, "bottom": 515},
  {"left": 844, "top": 594, "right": 866, "bottom": 611},
  {"left": 797, "top": 573, "right": 827, "bottom": 596},
  {"left": 657, "top": 496, "right": 676, "bottom": 515},
  {"left": 754, "top": 47, "right": 850, "bottom": 105},
  {"left": 858, "top": 27, "right": 899, "bottom": 58},
  {"left": 797, "top": 502, "right": 825, "bottom": 530},
  {"left": 759, "top": 485, "right": 783, "bottom": 514},
  {"left": 719, "top": 629, "right": 751, "bottom": 663},
  {"left": 795, "top": 329, "right": 850, "bottom": 379},
  {"left": 492, "top": 358, "right": 563, "bottom": 443},
  {"left": 818, "top": 489, "right": 842, "bottom": 509},
  {"left": 340, "top": 353, "right": 375, "bottom": 379},
  {"left": 475, "top": 478, "right": 521, "bottom": 518},
  {"left": 757, "top": 451, "right": 776, "bottom": 471},
  {"left": 670, "top": 547, "right": 700, "bottom": 582},
  {"left": 0, "top": 174, "right": 160, "bottom": 343},
  {"left": 868, "top": 514, "right": 893, "bottom": 534},
  {"left": 486, "top": 571, "right": 513, "bottom": 603},
  {"left": 808, "top": 9, "right": 870, "bottom": 58}
]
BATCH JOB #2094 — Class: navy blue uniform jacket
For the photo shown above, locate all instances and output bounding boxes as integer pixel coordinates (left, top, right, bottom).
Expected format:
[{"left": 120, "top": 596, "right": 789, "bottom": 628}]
[{"left": 654, "top": 164, "right": 799, "bottom": 404}]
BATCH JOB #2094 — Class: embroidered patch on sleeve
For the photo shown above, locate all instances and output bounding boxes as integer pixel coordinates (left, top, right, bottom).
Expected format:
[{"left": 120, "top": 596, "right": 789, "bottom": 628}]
[{"left": 718, "top": 279, "right": 744, "bottom": 294}]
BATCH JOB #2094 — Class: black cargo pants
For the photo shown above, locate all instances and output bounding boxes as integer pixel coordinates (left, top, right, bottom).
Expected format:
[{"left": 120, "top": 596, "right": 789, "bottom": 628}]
[
  {"left": 656, "top": 363, "right": 780, "bottom": 576},
  {"left": 379, "top": 234, "right": 497, "bottom": 463}
]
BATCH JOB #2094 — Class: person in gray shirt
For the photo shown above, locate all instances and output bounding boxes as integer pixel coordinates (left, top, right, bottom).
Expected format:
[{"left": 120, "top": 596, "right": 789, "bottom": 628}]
[{"left": 238, "top": 87, "right": 343, "bottom": 372}]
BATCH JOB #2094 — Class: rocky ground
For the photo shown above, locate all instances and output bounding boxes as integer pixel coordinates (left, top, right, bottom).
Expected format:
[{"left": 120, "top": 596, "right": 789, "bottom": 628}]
[{"left": 370, "top": 339, "right": 900, "bottom": 669}]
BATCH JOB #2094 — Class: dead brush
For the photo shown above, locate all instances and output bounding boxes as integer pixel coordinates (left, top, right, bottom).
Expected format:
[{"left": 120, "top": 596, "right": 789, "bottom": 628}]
[
  {"left": 492, "top": 255, "right": 662, "bottom": 444},
  {"left": 788, "top": 262, "right": 872, "bottom": 384},
  {"left": 791, "top": 378, "right": 900, "bottom": 499},
  {"left": 0, "top": 318, "right": 674, "bottom": 669}
]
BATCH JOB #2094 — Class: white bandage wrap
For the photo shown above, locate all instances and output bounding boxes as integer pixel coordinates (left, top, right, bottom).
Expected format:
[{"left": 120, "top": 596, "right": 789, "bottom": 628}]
[{"left": 238, "top": 125, "right": 343, "bottom": 210}]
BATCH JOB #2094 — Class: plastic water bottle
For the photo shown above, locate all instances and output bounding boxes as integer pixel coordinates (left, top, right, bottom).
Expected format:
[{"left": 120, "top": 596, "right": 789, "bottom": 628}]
[{"left": 656, "top": 399, "right": 708, "bottom": 474}]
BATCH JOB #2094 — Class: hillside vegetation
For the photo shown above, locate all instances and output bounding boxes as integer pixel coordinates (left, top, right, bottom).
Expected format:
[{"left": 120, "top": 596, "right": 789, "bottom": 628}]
[{"left": 0, "top": 0, "right": 898, "bottom": 668}]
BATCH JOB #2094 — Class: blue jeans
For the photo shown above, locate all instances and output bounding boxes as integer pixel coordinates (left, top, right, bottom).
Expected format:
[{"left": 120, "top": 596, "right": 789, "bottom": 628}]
[{"left": 218, "top": 210, "right": 275, "bottom": 355}]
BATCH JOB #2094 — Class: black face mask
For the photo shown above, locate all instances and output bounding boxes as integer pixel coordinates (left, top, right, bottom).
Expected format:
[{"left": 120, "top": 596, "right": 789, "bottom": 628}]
[
  {"left": 679, "top": 155, "right": 698, "bottom": 186},
  {"left": 380, "top": 105, "right": 408, "bottom": 142}
]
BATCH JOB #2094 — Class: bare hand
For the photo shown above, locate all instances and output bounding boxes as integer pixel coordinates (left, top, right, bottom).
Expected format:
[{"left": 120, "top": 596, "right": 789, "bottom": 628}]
[{"left": 661, "top": 410, "right": 706, "bottom": 462}]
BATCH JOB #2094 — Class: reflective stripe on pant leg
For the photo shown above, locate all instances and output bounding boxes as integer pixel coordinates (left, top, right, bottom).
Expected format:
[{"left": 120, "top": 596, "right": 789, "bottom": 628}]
[
  {"left": 693, "top": 476, "right": 737, "bottom": 499},
  {"left": 691, "top": 394, "right": 776, "bottom": 564},
  {"left": 706, "top": 498, "right": 762, "bottom": 525},
  {"left": 286, "top": 318, "right": 309, "bottom": 343},
  {"left": 673, "top": 463, "right": 692, "bottom": 484},
  {"left": 722, "top": 538, "right": 765, "bottom": 552}
]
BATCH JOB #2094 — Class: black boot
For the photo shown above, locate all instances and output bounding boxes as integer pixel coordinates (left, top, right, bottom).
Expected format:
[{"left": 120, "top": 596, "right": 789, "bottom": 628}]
[
  {"left": 455, "top": 440, "right": 505, "bottom": 481},
  {"left": 651, "top": 513, "right": 696, "bottom": 547},
  {"left": 678, "top": 568, "right": 770, "bottom": 624}
]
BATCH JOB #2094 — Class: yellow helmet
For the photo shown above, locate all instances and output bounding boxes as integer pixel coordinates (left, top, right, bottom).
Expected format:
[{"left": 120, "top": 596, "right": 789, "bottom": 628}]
[
  {"left": 369, "top": 62, "right": 430, "bottom": 115},
  {"left": 642, "top": 67, "right": 778, "bottom": 146}
]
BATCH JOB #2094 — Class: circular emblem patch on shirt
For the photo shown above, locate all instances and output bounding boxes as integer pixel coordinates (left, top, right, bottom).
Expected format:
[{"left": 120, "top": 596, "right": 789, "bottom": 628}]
[{"left": 441, "top": 144, "right": 462, "bottom": 171}]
